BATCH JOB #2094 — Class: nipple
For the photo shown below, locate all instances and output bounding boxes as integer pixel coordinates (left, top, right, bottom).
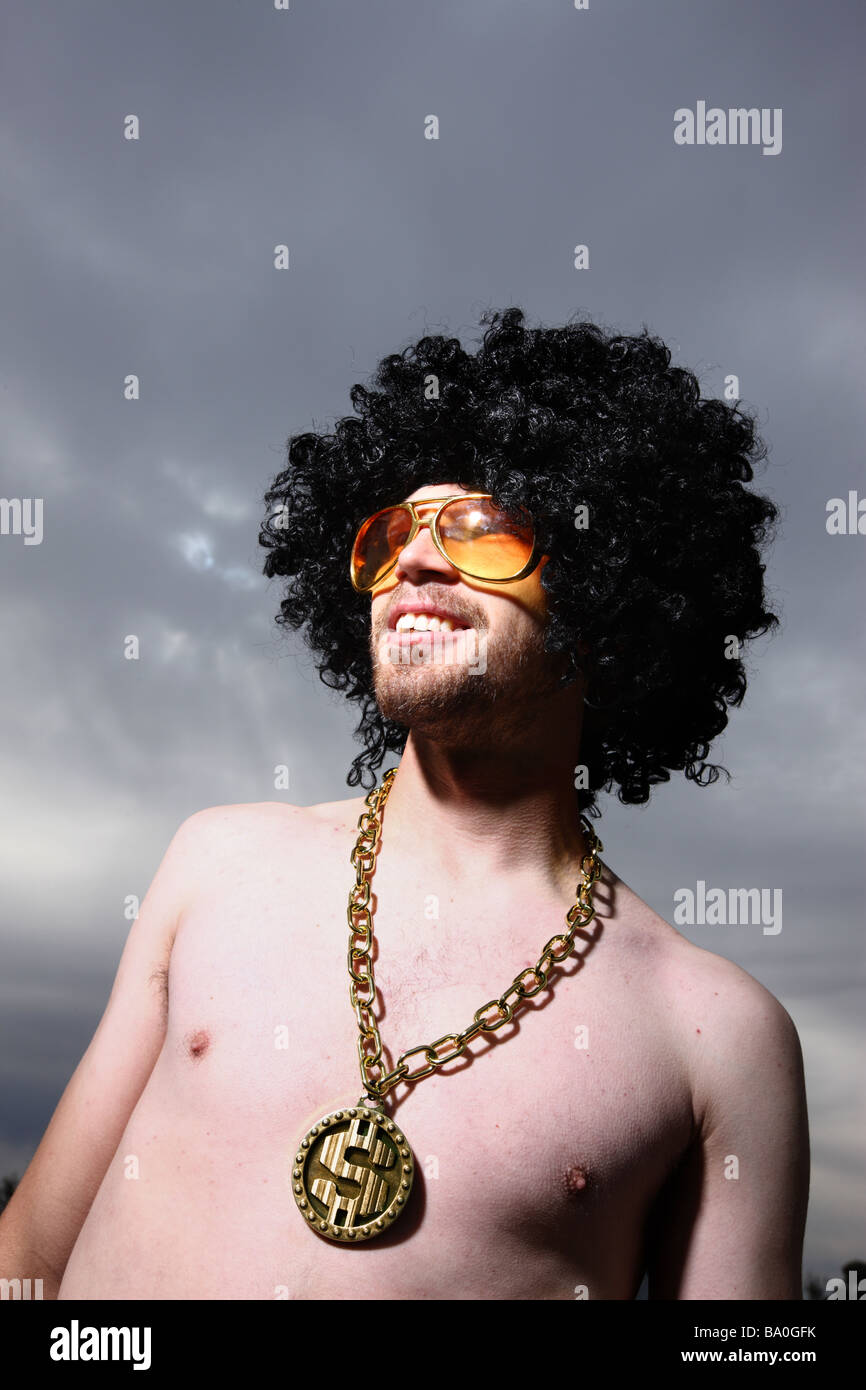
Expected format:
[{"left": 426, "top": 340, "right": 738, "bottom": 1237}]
[
  {"left": 565, "top": 1164, "right": 589, "bottom": 1196},
  {"left": 184, "top": 1027, "right": 210, "bottom": 1060}
]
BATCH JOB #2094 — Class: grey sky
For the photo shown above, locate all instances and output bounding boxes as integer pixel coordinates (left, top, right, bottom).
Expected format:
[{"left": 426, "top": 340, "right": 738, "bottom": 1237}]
[{"left": 1, "top": 0, "right": 863, "bottom": 1286}]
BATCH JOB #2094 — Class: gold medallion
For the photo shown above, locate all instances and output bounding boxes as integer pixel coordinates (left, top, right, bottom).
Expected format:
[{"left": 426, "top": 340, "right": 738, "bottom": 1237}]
[{"left": 292, "top": 1102, "right": 414, "bottom": 1242}]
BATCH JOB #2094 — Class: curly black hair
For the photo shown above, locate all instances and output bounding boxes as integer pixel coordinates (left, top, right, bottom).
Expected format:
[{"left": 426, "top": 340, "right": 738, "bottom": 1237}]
[{"left": 259, "top": 306, "right": 779, "bottom": 815}]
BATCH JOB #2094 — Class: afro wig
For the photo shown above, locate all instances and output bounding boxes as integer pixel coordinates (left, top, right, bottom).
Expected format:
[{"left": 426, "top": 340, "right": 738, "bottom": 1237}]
[{"left": 259, "top": 306, "right": 779, "bottom": 816}]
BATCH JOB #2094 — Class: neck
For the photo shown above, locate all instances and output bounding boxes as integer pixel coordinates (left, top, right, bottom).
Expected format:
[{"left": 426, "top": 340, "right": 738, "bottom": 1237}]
[{"left": 377, "top": 685, "right": 589, "bottom": 905}]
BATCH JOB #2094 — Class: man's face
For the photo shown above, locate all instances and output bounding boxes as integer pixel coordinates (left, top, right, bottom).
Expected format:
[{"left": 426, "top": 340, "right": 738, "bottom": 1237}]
[{"left": 366, "top": 482, "right": 566, "bottom": 743}]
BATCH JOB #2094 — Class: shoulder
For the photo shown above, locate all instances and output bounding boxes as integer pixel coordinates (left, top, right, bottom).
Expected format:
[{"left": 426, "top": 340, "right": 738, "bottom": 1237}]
[
  {"left": 157, "top": 799, "right": 365, "bottom": 931},
  {"left": 176, "top": 800, "right": 309, "bottom": 853},
  {"left": 656, "top": 930, "right": 804, "bottom": 1134},
  {"left": 605, "top": 869, "right": 804, "bottom": 1128},
  {"left": 173, "top": 795, "right": 368, "bottom": 867},
  {"left": 632, "top": 920, "right": 809, "bottom": 1297}
]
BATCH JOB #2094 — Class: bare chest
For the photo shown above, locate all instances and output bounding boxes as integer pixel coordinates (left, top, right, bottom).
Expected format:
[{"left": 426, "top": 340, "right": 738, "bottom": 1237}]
[{"left": 139, "top": 849, "right": 693, "bottom": 1296}]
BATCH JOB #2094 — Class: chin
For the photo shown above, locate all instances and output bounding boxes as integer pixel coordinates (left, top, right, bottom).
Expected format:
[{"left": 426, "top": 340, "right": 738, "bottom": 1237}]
[{"left": 373, "top": 658, "right": 481, "bottom": 723}]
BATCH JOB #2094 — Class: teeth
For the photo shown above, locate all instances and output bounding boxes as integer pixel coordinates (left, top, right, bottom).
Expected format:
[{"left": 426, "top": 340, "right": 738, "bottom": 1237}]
[{"left": 395, "top": 612, "right": 461, "bottom": 632}]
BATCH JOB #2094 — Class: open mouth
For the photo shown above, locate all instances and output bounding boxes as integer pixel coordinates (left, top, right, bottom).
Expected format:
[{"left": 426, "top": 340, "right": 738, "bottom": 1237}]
[
  {"left": 379, "top": 609, "right": 484, "bottom": 668},
  {"left": 388, "top": 608, "right": 474, "bottom": 634}
]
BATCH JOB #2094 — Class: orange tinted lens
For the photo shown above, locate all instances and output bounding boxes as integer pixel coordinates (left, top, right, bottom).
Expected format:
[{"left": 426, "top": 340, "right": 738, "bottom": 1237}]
[
  {"left": 438, "top": 497, "right": 534, "bottom": 579},
  {"left": 351, "top": 506, "right": 412, "bottom": 589}
]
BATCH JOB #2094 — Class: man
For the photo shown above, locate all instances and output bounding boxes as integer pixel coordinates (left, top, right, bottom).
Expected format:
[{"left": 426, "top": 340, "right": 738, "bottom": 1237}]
[{"left": 0, "top": 307, "right": 808, "bottom": 1299}]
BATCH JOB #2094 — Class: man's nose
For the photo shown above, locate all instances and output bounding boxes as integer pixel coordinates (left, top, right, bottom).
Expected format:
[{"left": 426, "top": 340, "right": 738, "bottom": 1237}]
[{"left": 393, "top": 519, "right": 458, "bottom": 582}]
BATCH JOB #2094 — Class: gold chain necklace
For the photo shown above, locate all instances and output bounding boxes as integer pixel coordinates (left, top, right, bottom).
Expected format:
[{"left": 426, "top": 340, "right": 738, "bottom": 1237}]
[{"left": 291, "top": 767, "right": 604, "bottom": 1243}]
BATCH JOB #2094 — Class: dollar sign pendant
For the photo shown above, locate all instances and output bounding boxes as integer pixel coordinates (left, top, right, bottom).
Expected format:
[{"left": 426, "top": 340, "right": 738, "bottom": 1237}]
[{"left": 292, "top": 1101, "right": 414, "bottom": 1242}]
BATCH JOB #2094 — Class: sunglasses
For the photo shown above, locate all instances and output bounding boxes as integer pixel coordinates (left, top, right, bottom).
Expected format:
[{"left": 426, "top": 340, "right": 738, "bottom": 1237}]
[{"left": 349, "top": 493, "right": 538, "bottom": 594}]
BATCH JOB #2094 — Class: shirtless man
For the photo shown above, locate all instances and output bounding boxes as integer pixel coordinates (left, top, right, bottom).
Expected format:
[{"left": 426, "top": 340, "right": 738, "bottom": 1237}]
[{"left": 0, "top": 312, "right": 809, "bottom": 1299}]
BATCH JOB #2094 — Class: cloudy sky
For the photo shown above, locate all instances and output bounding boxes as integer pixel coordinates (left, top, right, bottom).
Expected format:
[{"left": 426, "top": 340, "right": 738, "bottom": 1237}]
[{"left": 1, "top": 0, "right": 863, "bottom": 1288}]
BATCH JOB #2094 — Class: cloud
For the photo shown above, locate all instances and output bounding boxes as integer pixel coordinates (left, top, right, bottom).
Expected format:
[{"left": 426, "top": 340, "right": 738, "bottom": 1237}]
[
  {"left": 0, "top": 377, "right": 75, "bottom": 496},
  {"left": 161, "top": 456, "right": 257, "bottom": 525},
  {"left": 172, "top": 531, "right": 260, "bottom": 590},
  {"left": 176, "top": 531, "right": 215, "bottom": 571}
]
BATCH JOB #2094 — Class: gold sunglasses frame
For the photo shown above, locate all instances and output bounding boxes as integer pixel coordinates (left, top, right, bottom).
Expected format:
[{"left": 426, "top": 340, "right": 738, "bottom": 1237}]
[{"left": 349, "top": 492, "right": 539, "bottom": 593}]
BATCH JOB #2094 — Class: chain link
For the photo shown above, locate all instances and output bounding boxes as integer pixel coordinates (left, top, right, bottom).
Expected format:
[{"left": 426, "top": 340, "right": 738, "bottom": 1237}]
[{"left": 348, "top": 767, "right": 604, "bottom": 1102}]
